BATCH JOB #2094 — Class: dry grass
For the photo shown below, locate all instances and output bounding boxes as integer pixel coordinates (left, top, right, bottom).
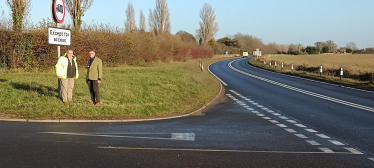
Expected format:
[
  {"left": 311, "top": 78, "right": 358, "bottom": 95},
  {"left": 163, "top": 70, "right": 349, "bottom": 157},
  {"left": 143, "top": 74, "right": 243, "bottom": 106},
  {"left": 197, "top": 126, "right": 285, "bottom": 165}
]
[{"left": 264, "top": 54, "right": 374, "bottom": 75}]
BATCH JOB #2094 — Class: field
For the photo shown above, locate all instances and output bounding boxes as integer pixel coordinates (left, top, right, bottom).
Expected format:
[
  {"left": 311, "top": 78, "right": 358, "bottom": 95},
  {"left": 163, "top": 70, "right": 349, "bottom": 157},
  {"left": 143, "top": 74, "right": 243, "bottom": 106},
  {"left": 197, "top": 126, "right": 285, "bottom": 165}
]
[
  {"left": 250, "top": 54, "right": 374, "bottom": 90},
  {"left": 0, "top": 57, "right": 232, "bottom": 119},
  {"left": 265, "top": 54, "right": 374, "bottom": 73}
]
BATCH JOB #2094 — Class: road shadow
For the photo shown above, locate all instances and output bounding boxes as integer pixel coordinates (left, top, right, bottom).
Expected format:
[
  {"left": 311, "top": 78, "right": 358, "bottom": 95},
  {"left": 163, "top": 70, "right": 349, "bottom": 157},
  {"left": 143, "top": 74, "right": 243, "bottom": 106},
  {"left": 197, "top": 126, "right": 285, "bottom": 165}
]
[{"left": 10, "top": 82, "right": 58, "bottom": 97}]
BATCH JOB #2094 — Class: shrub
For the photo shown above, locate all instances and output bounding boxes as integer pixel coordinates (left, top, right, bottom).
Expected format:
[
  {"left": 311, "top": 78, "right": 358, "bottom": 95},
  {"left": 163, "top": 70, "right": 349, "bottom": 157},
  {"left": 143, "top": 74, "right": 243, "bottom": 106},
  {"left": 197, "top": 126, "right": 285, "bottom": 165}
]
[
  {"left": 346, "top": 48, "right": 352, "bottom": 53},
  {"left": 322, "top": 46, "right": 329, "bottom": 53},
  {"left": 306, "top": 46, "right": 320, "bottom": 55}
]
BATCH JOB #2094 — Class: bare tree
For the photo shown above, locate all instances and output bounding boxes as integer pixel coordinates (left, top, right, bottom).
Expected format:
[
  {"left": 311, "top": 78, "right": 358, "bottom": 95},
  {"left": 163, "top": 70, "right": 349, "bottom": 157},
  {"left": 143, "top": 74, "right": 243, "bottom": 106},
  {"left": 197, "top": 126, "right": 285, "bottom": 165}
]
[
  {"left": 65, "top": 0, "right": 94, "bottom": 30},
  {"left": 346, "top": 42, "right": 358, "bottom": 50},
  {"left": 125, "top": 3, "right": 136, "bottom": 33},
  {"left": 176, "top": 30, "right": 197, "bottom": 44},
  {"left": 196, "top": 3, "right": 219, "bottom": 45},
  {"left": 5, "top": 0, "right": 31, "bottom": 32},
  {"left": 314, "top": 41, "right": 326, "bottom": 51},
  {"left": 139, "top": 10, "right": 146, "bottom": 32},
  {"left": 326, "top": 40, "right": 337, "bottom": 53},
  {"left": 148, "top": 9, "right": 155, "bottom": 34},
  {"left": 153, "top": 0, "right": 170, "bottom": 35}
]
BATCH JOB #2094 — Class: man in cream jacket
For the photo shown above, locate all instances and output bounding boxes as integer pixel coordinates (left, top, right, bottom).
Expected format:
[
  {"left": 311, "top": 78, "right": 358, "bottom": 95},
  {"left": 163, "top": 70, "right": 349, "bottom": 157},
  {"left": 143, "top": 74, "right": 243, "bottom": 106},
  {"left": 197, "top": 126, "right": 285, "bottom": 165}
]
[{"left": 55, "top": 50, "right": 79, "bottom": 105}]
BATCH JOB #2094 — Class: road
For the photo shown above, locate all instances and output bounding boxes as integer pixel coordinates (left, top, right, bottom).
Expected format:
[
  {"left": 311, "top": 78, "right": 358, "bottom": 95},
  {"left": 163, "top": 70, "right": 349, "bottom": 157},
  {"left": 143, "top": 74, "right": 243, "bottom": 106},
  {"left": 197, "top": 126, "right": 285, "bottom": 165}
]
[{"left": 1, "top": 57, "right": 374, "bottom": 167}]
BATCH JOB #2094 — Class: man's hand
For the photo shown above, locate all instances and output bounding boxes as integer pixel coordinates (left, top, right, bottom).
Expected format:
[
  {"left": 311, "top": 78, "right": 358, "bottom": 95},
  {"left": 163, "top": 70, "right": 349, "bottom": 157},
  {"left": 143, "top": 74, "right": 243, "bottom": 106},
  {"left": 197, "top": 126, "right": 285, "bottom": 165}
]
[
  {"left": 97, "top": 80, "right": 101, "bottom": 84},
  {"left": 58, "top": 76, "right": 62, "bottom": 79},
  {"left": 86, "top": 80, "right": 88, "bottom": 84}
]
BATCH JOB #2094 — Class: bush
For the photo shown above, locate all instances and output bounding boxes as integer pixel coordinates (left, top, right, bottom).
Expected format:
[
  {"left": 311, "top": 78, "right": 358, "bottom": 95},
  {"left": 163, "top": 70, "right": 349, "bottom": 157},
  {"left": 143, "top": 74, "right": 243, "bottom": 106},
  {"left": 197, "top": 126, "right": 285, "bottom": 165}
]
[
  {"left": 322, "top": 46, "right": 329, "bottom": 53},
  {"left": 346, "top": 48, "right": 352, "bottom": 53},
  {"left": 0, "top": 22, "right": 213, "bottom": 70},
  {"left": 306, "top": 46, "right": 320, "bottom": 55}
]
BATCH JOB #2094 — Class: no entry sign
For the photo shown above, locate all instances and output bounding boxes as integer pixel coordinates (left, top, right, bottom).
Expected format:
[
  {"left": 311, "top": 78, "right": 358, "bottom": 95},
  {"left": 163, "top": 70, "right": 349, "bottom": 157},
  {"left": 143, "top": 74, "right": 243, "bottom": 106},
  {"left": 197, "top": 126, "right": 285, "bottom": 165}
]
[{"left": 53, "top": 0, "right": 65, "bottom": 23}]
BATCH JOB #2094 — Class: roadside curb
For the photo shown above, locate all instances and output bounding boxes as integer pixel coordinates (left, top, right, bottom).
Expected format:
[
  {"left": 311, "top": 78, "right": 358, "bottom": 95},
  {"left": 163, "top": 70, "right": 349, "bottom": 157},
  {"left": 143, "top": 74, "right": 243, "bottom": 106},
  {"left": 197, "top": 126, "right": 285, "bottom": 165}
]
[{"left": 0, "top": 63, "right": 223, "bottom": 123}]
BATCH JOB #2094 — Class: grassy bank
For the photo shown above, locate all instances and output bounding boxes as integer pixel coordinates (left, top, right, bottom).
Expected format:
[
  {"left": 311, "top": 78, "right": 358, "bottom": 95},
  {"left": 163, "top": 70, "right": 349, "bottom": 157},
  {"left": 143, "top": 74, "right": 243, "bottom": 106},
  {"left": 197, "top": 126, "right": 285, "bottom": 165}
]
[
  {"left": 0, "top": 57, "right": 232, "bottom": 119},
  {"left": 249, "top": 58, "right": 374, "bottom": 90}
]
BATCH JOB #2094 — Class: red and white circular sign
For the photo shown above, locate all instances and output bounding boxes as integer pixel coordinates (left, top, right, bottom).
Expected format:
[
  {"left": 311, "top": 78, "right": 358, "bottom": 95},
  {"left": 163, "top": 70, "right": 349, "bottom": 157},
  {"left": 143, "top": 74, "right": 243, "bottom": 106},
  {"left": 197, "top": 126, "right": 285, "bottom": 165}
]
[{"left": 53, "top": 0, "right": 65, "bottom": 23}]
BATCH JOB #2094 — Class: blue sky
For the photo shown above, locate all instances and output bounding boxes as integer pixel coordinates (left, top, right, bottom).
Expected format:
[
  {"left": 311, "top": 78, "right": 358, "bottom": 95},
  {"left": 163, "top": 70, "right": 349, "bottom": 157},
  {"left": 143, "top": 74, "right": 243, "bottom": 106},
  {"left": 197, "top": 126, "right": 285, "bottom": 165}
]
[{"left": 1, "top": 0, "right": 374, "bottom": 48}]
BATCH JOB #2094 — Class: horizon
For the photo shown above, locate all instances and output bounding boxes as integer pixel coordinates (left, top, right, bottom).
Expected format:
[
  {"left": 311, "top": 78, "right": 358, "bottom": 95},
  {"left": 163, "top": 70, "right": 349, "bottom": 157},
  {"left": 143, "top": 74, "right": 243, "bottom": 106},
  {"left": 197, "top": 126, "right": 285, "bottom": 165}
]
[{"left": 1, "top": 0, "right": 374, "bottom": 48}]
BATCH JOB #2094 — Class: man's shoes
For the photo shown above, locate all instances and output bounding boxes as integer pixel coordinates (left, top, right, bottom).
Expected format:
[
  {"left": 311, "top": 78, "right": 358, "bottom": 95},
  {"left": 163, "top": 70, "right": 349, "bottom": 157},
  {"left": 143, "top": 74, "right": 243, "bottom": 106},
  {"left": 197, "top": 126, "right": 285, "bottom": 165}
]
[
  {"left": 63, "top": 102, "right": 68, "bottom": 105},
  {"left": 95, "top": 103, "right": 100, "bottom": 106},
  {"left": 89, "top": 101, "right": 94, "bottom": 104}
]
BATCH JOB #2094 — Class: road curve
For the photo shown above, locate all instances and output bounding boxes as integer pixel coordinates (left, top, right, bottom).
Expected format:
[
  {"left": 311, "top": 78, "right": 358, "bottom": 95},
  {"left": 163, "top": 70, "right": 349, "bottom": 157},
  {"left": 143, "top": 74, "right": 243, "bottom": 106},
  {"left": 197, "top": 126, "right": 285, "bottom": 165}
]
[{"left": 209, "top": 57, "right": 374, "bottom": 158}]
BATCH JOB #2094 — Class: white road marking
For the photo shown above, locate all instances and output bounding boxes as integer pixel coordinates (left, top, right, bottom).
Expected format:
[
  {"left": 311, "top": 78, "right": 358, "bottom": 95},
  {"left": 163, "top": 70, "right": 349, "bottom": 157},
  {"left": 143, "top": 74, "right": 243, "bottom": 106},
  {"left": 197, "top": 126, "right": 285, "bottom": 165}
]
[
  {"left": 285, "top": 129, "right": 297, "bottom": 133},
  {"left": 263, "top": 117, "right": 271, "bottom": 120},
  {"left": 39, "top": 132, "right": 196, "bottom": 141},
  {"left": 228, "top": 60, "right": 374, "bottom": 113},
  {"left": 319, "top": 148, "right": 334, "bottom": 153},
  {"left": 261, "top": 108, "right": 268, "bottom": 110},
  {"left": 257, "top": 114, "right": 265, "bottom": 117},
  {"left": 257, "top": 106, "right": 264, "bottom": 108},
  {"left": 272, "top": 113, "right": 281, "bottom": 116},
  {"left": 316, "top": 134, "right": 330, "bottom": 139},
  {"left": 344, "top": 148, "right": 364, "bottom": 154},
  {"left": 287, "top": 120, "right": 297, "bottom": 123},
  {"left": 249, "top": 62, "right": 374, "bottom": 94},
  {"left": 246, "top": 108, "right": 255, "bottom": 111},
  {"left": 295, "top": 124, "right": 307, "bottom": 128},
  {"left": 305, "top": 129, "right": 318, "bottom": 133},
  {"left": 295, "top": 134, "right": 308, "bottom": 139},
  {"left": 243, "top": 106, "right": 250, "bottom": 108},
  {"left": 267, "top": 110, "right": 274, "bottom": 113},
  {"left": 279, "top": 116, "right": 289, "bottom": 120},
  {"left": 252, "top": 111, "right": 259, "bottom": 114},
  {"left": 305, "top": 140, "right": 321, "bottom": 146},
  {"left": 329, "top": 140, "right": 345, "bottom": 146},
  {"left": 277, "top": 124, "right": 287, "bottom": 128},
  {"left": 97, "top": 146, "right": 353, "bottom": 154},
  {"left": 269, "top": 120, "right": 279, "bottom": 124},
  {"left": 369, "top": 158, "right": 374, "bottom": 162},
  {"left": 208, "top": 64, "right": 227, "bottom": 86}
]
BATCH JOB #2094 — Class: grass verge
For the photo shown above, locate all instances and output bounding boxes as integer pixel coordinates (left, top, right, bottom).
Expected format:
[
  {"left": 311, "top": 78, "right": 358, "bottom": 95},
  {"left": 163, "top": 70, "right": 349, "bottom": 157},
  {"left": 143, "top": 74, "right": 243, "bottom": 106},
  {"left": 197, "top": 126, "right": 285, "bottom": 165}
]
[
  {"left": 249, "top": 58, "right": 374, "bottom": 91},
  {"left": 0, "top": 57, "right": 234, "bottom": 119}
]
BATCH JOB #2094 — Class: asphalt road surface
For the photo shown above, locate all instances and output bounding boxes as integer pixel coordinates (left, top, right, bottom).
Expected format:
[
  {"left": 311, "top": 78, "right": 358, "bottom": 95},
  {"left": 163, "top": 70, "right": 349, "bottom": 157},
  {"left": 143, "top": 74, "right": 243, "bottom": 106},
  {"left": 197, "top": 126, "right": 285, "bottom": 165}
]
[{"left": 1, "top": 57, "right": 374, "bottom": 167}]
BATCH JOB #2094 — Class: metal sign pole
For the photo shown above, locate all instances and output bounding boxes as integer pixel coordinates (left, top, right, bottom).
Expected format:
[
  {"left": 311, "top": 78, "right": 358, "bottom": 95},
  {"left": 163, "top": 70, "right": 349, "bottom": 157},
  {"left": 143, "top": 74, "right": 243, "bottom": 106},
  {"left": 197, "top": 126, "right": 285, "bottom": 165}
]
[{"left": 57, "top": 22, "right": 61, "bottom": 99}]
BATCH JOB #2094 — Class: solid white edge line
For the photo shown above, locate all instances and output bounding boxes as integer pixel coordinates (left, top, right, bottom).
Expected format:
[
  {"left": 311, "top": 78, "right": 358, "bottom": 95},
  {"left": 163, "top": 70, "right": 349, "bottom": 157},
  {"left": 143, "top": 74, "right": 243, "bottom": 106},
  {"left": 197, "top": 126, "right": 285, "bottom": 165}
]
[
  {"left": 246, "top": 60, "right": 374, "bottom": 94},
  {"left": 208, "top": 63, "right": 227, "bottom": 86},
  {"left": 228, "top": 60, "right": 374, "bottom": 113}
]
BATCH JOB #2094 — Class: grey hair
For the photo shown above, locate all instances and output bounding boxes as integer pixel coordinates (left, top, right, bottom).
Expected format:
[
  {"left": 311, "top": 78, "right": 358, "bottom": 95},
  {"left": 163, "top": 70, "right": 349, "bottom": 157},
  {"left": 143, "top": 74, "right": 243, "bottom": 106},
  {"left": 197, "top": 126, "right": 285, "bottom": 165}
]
[{"left": 67, "top": 49, "right": 73, "bottom": 53}]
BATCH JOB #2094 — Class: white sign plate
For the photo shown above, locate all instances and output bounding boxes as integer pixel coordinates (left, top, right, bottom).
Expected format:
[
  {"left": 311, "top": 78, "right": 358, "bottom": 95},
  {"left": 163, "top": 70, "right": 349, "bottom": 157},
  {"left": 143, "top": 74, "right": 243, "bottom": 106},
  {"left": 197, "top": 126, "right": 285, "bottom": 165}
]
[
  {"left": 48, "top": 27, "right": 71, "bottom": 46},
  {"left": 243, "top": 52, "right": 249, "bottom": 56}
]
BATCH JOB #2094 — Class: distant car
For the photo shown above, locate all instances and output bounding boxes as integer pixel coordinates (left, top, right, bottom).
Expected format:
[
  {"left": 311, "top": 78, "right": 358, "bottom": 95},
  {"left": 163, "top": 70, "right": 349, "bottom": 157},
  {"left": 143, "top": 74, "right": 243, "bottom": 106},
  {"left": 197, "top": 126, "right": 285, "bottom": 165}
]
[{"left": 56, "top": 4, "right": 64, "bottom": 14}]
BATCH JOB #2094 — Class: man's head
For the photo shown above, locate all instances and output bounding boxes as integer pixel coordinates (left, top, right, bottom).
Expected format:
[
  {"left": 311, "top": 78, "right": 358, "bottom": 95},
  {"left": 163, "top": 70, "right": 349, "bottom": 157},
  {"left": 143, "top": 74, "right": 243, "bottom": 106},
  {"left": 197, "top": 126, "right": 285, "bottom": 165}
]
[
  {"left": 67, "top": 50, "right": 73, "bottom": 58},
  {"left": 89, "top": 51, "right": 95, "bottom": 59}
]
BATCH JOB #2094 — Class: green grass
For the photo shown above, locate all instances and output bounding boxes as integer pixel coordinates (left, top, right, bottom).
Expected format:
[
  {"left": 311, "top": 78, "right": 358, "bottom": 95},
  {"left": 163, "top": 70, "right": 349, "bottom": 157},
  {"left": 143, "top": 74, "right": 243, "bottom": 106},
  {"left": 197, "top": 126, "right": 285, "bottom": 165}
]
[
  {"left": 0, "top": 57, "right": 233, "bottom": 119},
  {"left": 249, "top": 58, "right": 374, "bottom": 90}
]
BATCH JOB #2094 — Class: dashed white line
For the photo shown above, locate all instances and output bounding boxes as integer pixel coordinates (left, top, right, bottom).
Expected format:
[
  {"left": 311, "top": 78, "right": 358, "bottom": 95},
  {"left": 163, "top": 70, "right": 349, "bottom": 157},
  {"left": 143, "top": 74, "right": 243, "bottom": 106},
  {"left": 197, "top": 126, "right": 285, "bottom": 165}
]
[
  {"left": 295, "top": 124, "right": 307, "bottom": 128},
  {"left": 284, "top": 128, "right": 297, "bottom": 133},
  {"left": 344, "top": 148, "right": 364, "bottom": 154},
  {"left": 277, "top": 124, "right": 287, "bottom": 128},
  {"left": 269, "top": 120, "right": 279, "bottom": 124},
  {"left": 287, "top": 120, "right": 297, "bottom": 123},
  {"left": 252, "top": 111, "right": 259, "bottom": 114},
  {"left": 319, "top": 148, "right": 334, "bottom": 153},
  {"left": 316, "top": 134, "right": 330, "bottom": 139},
  {"left": 263, "top": 117, "right": 271, "bottom": 120},
  {"left": 369, "top": 158, "right": 374, "bottom": 162},
  {"left": 228, "top": 60, "right": 374, "bottom": 113},
  {"left": 329, "top": 140, "right": 345, "bottom": 146},
  {"left": 305, "top": 129, "right": 318, "bottom": 133},
  {"left": 305, "top": 140, "right": 321, "bottom": 146},
  {"left": 246, "top": 108, "right": 254, "bottom": 111},
  {"left": 278, "top": 116, "right": 289, "bottom": 120},
  {"left": 295, "top": 134, "right": 308, "bottom": 139},
  {"left": 257, "top": 114, "right": 265, "bottom": 117},
  {"left": 243, "top": 106, "right": 250, "bottom": 108}
]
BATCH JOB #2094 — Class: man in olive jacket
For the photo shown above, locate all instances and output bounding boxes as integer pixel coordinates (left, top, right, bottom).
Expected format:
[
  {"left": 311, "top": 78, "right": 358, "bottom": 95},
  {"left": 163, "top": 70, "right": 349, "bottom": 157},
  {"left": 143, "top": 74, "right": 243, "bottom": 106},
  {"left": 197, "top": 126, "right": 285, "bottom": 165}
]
[{"left": 86, "top": 51, "right": 102, "bottom": 106}]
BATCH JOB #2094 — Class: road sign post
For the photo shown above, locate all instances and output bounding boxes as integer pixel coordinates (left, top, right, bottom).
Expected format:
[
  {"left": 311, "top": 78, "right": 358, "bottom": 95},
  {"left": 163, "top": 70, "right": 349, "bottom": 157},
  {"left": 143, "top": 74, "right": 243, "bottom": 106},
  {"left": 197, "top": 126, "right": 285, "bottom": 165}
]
[{"left": 51, "top": 0, "right": 67, "bottom": 99}]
